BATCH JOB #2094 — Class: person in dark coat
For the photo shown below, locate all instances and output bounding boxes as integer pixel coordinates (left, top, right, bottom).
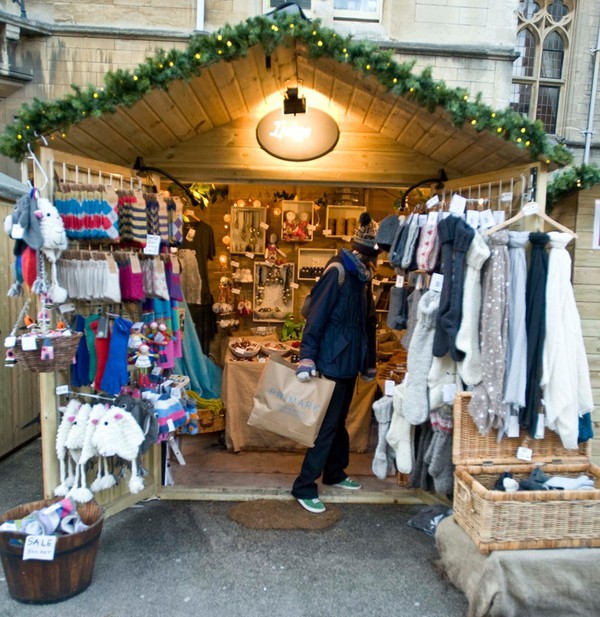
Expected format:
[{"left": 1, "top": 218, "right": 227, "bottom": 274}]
[{"left": 292, "top": 212, "right": 380, "bottom": 514}]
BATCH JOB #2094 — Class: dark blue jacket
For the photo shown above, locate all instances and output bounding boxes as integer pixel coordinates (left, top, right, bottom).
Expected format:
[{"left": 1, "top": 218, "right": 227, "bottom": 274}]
[{"left": 300, "top": 252, "right": 377, "bottom": 379}]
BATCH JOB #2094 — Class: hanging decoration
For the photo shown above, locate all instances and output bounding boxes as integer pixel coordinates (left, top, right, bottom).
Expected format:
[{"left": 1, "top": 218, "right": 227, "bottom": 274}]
[{"left": 0, "top": 13, "right": 573, "bottom": 166}]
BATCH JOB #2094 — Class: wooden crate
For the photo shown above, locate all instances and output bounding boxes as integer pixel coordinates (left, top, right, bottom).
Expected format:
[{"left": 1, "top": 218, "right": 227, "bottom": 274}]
[{"left": 453, "top": 392, "right": 600, "bottom": 553}]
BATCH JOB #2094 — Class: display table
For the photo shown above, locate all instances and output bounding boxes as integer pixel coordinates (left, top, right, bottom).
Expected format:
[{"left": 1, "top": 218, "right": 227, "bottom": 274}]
[
  {"left": 435, "top": 515, "right": 600, "bottom": 617},
  {"left": 222, "top": 336, "right": 376, "bottom": 452}
]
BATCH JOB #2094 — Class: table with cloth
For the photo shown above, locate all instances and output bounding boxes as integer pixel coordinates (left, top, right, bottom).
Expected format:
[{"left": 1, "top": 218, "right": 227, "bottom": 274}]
[{"left": 222, "top": 336, "right": 377, "bottom": 452}]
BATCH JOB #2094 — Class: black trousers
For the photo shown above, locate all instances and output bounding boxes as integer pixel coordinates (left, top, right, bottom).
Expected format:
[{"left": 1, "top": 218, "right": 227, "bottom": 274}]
[{"left": 291, "top": 375, "right": 357, "bottom": 499}]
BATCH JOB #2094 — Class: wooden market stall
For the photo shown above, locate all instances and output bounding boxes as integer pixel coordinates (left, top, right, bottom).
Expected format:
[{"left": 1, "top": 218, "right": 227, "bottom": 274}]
[{"left": 6, "top": 13, "right": 591, "bottom": 516}]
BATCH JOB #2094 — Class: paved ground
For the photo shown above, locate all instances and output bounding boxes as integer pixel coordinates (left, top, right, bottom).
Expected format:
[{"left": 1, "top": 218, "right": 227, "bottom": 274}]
[{"left": 0, "top": 439, "right": 468, "bottom": 617}]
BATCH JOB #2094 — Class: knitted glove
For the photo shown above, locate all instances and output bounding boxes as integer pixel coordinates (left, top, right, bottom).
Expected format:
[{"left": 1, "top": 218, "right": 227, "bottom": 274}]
[
  {"left": 361, "top": 367, "right": 377, "bottom": 382},
  {"left": 296, "top": 359, "right": 317, "bottom": 383}
]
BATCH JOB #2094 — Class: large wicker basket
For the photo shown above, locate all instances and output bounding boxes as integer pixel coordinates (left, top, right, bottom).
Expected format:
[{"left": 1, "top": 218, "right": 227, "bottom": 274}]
[
  {"left": 452, "top": 392, "right": 600, "bottom": 553},
  {"left": 13, "top": 332, "right": 83, "bottom": 373}
]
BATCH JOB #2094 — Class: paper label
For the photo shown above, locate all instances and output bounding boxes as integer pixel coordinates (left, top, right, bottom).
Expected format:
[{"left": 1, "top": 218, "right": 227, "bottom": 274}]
[
  {"left": 170, "top": 255, "right": 180, "bottom": 273},
  {"left": 258, "top": 357, "right": 267, "bottom": 363},
  {"left": 231, "top": 288, "right": 241, "bottom": 295},
  {"left": 466, "top": 210, "right": 480, "bottom": 229},
  {"left": 534, "top": 414, "right": 545, "bottom": 440},
  {"left": 4, "top": 336, "right": 16, "bottom": 348},
  {"left": 493, "top": 210, "right": 506, "bottom": 225},
  {"left": 501, "top": 192, "right": 513, "bottom": 203},
  {"left": 130, "top": 254, "right": 142, "bottom": 274},
  {"left": 151, "top": 366, "right": 162, "bottom": 376},
  {"left": 58, "top": 303, "right": 75, "bottom": 314},
  {"left": 342, "top": 235, "right": 352, "bottom": 242},
  {"left": 167, "top": 418, "right": 175, "bottom": 432},
  {"left": 21, "top": 336, "right": 38, "bottom": 351},
  {"left": 307, "top": 224, "right": 316, "bottom": 232},
  {"left": 372, "top": 279, "right": 381, "bottom": 287},
  {"left": 143, "top": 234, "right": 161, "bottom": 255},
  {"left": 185, "top": 228, "right": 196, "bottom": 241},
  {"left": 55, "top": 384, "right": 69, "bottom": 396},
  {"left": 516, "top": 446, "right": 533, "bottom": 462},
  {"left": 418, "top": 214, "right": 428, "bottom": 227},
  {"left": 395, "top": 275, "right": 404, "bottom": 288},
  {"left": 289, "top": 282, "right": 299, "bottom": 289},
  {"left": 259, "top": 222, "right": 269, "bottom": 230},
  {"left": 230, "top": 260, "right": 240, "bottom": 268},
  {"left": 322, "top": 229, "right": 332, "bottom": 236},
  {"left": 244, "top": 252, "right": 255, "bottom": 259},
  {"left": 449, "top": 194, "right": 467, "bottom": 215},
  {"left": 23, "top": 535, "right": 57, "bottom": 561},
  {"left": 506, "top": 415, "right": 520, "bottom": 438},
  {"left": 384, "top": 380, "right": 395, "bottom": 396},
  {"left": 106, "top": 254, "right": 118, "bottom": 274},
  {"left": 479, "top": 209, "right": 496, "bottom": 229},
  {"left": 132, "top": 321, "right": 145, "bottom": 331},
  {"left": 426, "top": 211, "right": 438, "bottom": 225},
  {"left": 442, "top": 383, "right": 457, "bottom": 404},
  {"left": 523, "top": 201, "right": 540, "bottom": 216},
  {"left": 426, "top": 195, "right": 440, "bottom": 209},
  {"left": 170, "top": 388, "right": 181, "bottom": 400},
  {"left": 429, "top": 272, "right": 444, "bottom": 293}
]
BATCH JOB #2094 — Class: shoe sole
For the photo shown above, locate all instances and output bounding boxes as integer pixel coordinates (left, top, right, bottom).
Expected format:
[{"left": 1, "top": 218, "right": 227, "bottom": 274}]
[{"left": 297, "top": 499, "right": 326, "bottom": 514}]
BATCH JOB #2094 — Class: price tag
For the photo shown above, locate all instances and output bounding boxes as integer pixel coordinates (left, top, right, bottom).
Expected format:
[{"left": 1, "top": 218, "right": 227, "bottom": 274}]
[
  {"left": 21, "top": 336, "right": 38, "bottom": 351},
  {"left": 106, "top": 254, "right": 118, "bottom": 274},
  {"left": 372, "top": 279, "right": 381, "bottom": 286},
  {"left": 443, "top": 383, "right": 457, "bottom": 404},
  {"left": 322, "top": 229, "right": 332, "bottom": 236},
  {"left": 55, "top": 384, "right": 69, "bottom": 396},
  {"left": 506, "top": 414, "right": 520, "bottom": 438},
  {"left": 132, "top": 321, "right": 145, "bottom": 331},
  {"left": 466, "top": 210, "right": 480, "bottom": 229},
  {"left": 58, "top": 303, "right": 75, "bottom": 314},
  {"left": 534, "top": 414, "right": 545, "bottom": 439},
  {"left": 244, "top": 252, "right": 255, "bottom": 259},
  {"left": 418, "top": 214, "right": 428, "bottom": 227},
  {"left": 307, "top": 224, "right": 316, "bottom": 232},
  {"left": 170, "top": 255, "right": 180, "bottom": 273},
  {"left": 231, "top": 288, "right": 241, "bottom": 295},
  {"left": 426, "top": 195, "right": 440, "bottom": 209},
  {"left": 289, "top": 282, "right": 299, "bottom": 289},
  {"left": 479, "top": 209, "right": 496, "bottom": 229},
  {"left": 501, "top": 192, "right": 513, "bottom": 203},
  {"left": 259, "top": 222, "right": 269, "bottom": 230},
  {"left": 230, "top": 260, "right": 240, "bottom": 268},
  {"left": 429, "top": 272, "right": 444, "bottom": 293},
  {"left": 493, "top": 210, "right": 506, "bottom": 225},
  {"left": 130, "top": 254, "right": 142, "bottom": 274},
  {"left": 449, "top": 194, "right": 467, "bottom": 215},
  {"left": 4, "top": 336, "right": 16, "bottom": 348},
  {"left": 342, "top": 235, "right": 352, "bottom": 242},
  {"left": 23, "top": 535, "right": 57, "bottom": 561},
  {"left": 426, "top": 211, "right": 438, "bottom": 225},
  {"left": 151, "top": 366, "right": 162, "bottom": 376},
  {"left": 395, "top": 275, "right": 404, "bottom": 288},
  {"left": 185, "top": 228, "right": 196, "bottom": 241},
  {"left": 258, "top": 357, "right": 267, "bottom": 363},
  {"left": 516, "top": 446, "right": 533, "bottom": 462},
  {"left": 384, "top": 380, "right": 395, "bottom": 396},
  {"left": 523, "top": 201, "right": 540, "bottom": 216},
  {"left": 171, "top": 387, "right": 181, "bottom": 399},
  {"left": 167, "top": 418, "right": 175, "bottom": 432},
  {"left": 143, "top": 234, "right": 161, "bottom": 255}
]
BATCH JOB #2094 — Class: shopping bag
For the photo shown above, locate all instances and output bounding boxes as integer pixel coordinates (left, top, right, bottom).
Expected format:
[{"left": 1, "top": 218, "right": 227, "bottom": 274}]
[{"left": 248, "top": 354, "right": 335, "bottom": 447}]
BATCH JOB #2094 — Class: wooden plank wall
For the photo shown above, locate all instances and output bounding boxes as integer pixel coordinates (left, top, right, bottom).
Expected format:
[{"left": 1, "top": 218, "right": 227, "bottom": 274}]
[
  {"left": 553, "top": 189, "right": 600, "bottom": 464},
  {"left": 0, "top": 200, "right": 40, "bottom": 459}
]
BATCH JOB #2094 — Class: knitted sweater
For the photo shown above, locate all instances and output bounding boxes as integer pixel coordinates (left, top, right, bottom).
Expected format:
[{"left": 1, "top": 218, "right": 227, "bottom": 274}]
[
  {"left": 541, "top": 232, "right": 595, "bottom": 449},
  {"left": 456, "top": 232, "right": 490, "bottom": 386}
]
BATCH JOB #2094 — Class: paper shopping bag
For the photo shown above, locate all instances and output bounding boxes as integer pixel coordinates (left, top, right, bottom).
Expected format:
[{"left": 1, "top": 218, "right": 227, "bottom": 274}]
[{"left": 248, "top": 354, "right": 335, "bottom": 447}]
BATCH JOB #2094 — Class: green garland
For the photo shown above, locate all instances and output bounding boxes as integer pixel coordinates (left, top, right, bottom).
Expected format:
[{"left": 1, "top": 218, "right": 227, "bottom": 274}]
[
  {"left": 0, "top": 13, "right": 573, "bottom": 166},
  {"left": 546, "top": 163, "right": 600, "bottom": 210}
]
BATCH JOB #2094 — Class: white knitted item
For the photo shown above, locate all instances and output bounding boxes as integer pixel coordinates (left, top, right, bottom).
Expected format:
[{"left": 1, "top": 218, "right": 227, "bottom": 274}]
[
  {"left": 403, "top": 291, "right": 440, "bottom": 425},
  {"left": 371, "top": 396, "right": 395, "bottom": 480},
  {"left": 427, "top": 354, "right": 461, "bottom": 411},
  {"left": 386, "top": 380, "right": 414, "bottom": 474}
]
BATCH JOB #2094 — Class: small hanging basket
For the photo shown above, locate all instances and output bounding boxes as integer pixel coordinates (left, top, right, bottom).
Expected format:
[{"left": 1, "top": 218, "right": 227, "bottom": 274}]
[{"left": 13, "top": 332, "right": 82, "bottom": 373}]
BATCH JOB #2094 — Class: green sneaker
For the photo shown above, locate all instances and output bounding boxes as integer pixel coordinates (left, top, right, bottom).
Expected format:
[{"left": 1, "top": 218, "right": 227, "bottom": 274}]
[
  {"left": 297, "top": 497, "right": 326, "bottom": 514},
  {"left": 332, "top": 478, "right": 362, "bottom": 490}
]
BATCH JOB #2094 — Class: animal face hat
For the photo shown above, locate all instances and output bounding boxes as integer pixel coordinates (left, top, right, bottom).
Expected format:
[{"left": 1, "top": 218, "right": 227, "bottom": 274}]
[{"left": 37, "top": 197, "right": 68, "bottom": 303}]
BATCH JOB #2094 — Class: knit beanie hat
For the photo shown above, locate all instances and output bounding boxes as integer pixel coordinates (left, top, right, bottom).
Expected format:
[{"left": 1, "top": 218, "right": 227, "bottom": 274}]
[
  {"left": 351, "top": 212, "right": 381, "bottom": 257},
  {"left": 375, "top": 214, "right": 400, "bottom": 252}
]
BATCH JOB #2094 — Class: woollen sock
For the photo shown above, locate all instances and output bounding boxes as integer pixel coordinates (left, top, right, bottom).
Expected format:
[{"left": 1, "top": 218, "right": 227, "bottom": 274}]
[
  {"left": 100, "top": 317, "right": 133, "bottom": 395},
  {"left": 372, "top": 396, "right": 394, "bottom": 480},
  {"left": 90, "top": 320, "right": 111, "bottom": 390},
  {"left": 386, "top": 381, "right": 414, "bottom": 474},
  {"left": 386, "top": 286, "right": 408, "bottom": 330},
  {"left": 544, "top": 475, "right": 595, "bottom": 490}
]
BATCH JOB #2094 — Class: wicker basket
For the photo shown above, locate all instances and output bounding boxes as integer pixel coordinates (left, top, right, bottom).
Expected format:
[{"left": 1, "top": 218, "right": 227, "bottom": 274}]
[
  {"left": 13, "top": 332, "right": 83, "bottom": 373},
  {"left": 453, "top": 392, "right": 600, "bottom": 553},
  {"left": 197, "top": 406, "right": 226, "bottom": 434}
]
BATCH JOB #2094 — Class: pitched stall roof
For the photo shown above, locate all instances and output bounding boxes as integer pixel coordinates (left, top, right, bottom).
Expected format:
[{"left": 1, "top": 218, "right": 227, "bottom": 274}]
[{"left": 0, "top": 14, "right": 570, "bottom": 186}]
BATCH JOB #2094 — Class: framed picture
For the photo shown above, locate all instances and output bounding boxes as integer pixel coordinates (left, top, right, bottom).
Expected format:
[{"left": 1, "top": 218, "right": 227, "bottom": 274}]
[{"left": 280, "top": 200, "right": 315, "bottom": 242}]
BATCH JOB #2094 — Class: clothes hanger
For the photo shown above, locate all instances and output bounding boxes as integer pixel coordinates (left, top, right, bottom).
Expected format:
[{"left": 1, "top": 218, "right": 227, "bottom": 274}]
[{"left": 484, "top": 201, "right": 578, "bottom": 239}]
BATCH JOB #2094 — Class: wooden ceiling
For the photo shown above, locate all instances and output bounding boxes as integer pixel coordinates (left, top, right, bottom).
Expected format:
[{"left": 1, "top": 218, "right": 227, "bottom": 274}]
[{"left": 46, "top": 41, "right": 534, "bottom": 187}]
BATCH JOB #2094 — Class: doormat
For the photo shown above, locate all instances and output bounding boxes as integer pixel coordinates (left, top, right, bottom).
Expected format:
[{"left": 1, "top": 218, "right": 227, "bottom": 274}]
[{"left": 228, "top": 499, "right": 342, "bottom": 530}]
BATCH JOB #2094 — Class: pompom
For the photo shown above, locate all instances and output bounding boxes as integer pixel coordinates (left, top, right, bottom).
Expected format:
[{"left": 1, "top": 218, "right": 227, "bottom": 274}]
[{"left": 359, "top": 211, "right": 372, "bottom": 227}]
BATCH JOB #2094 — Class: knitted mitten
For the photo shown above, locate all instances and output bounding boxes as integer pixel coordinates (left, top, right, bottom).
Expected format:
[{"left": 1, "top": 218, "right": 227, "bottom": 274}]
[
  {"left": 403, "top": 290, "right": 440, "bottom": 425},
  {"left": 371, "top": 396, "right": 395, "bottom": 480}
]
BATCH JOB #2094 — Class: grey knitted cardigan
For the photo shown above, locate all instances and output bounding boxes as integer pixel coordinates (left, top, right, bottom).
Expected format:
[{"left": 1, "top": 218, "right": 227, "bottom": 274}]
[
  {"left": 403, "top": 289, "right": 441, "bottom": 425},
  {"left": 468, "top": 230, "right": 510, "bottom": 435}
]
